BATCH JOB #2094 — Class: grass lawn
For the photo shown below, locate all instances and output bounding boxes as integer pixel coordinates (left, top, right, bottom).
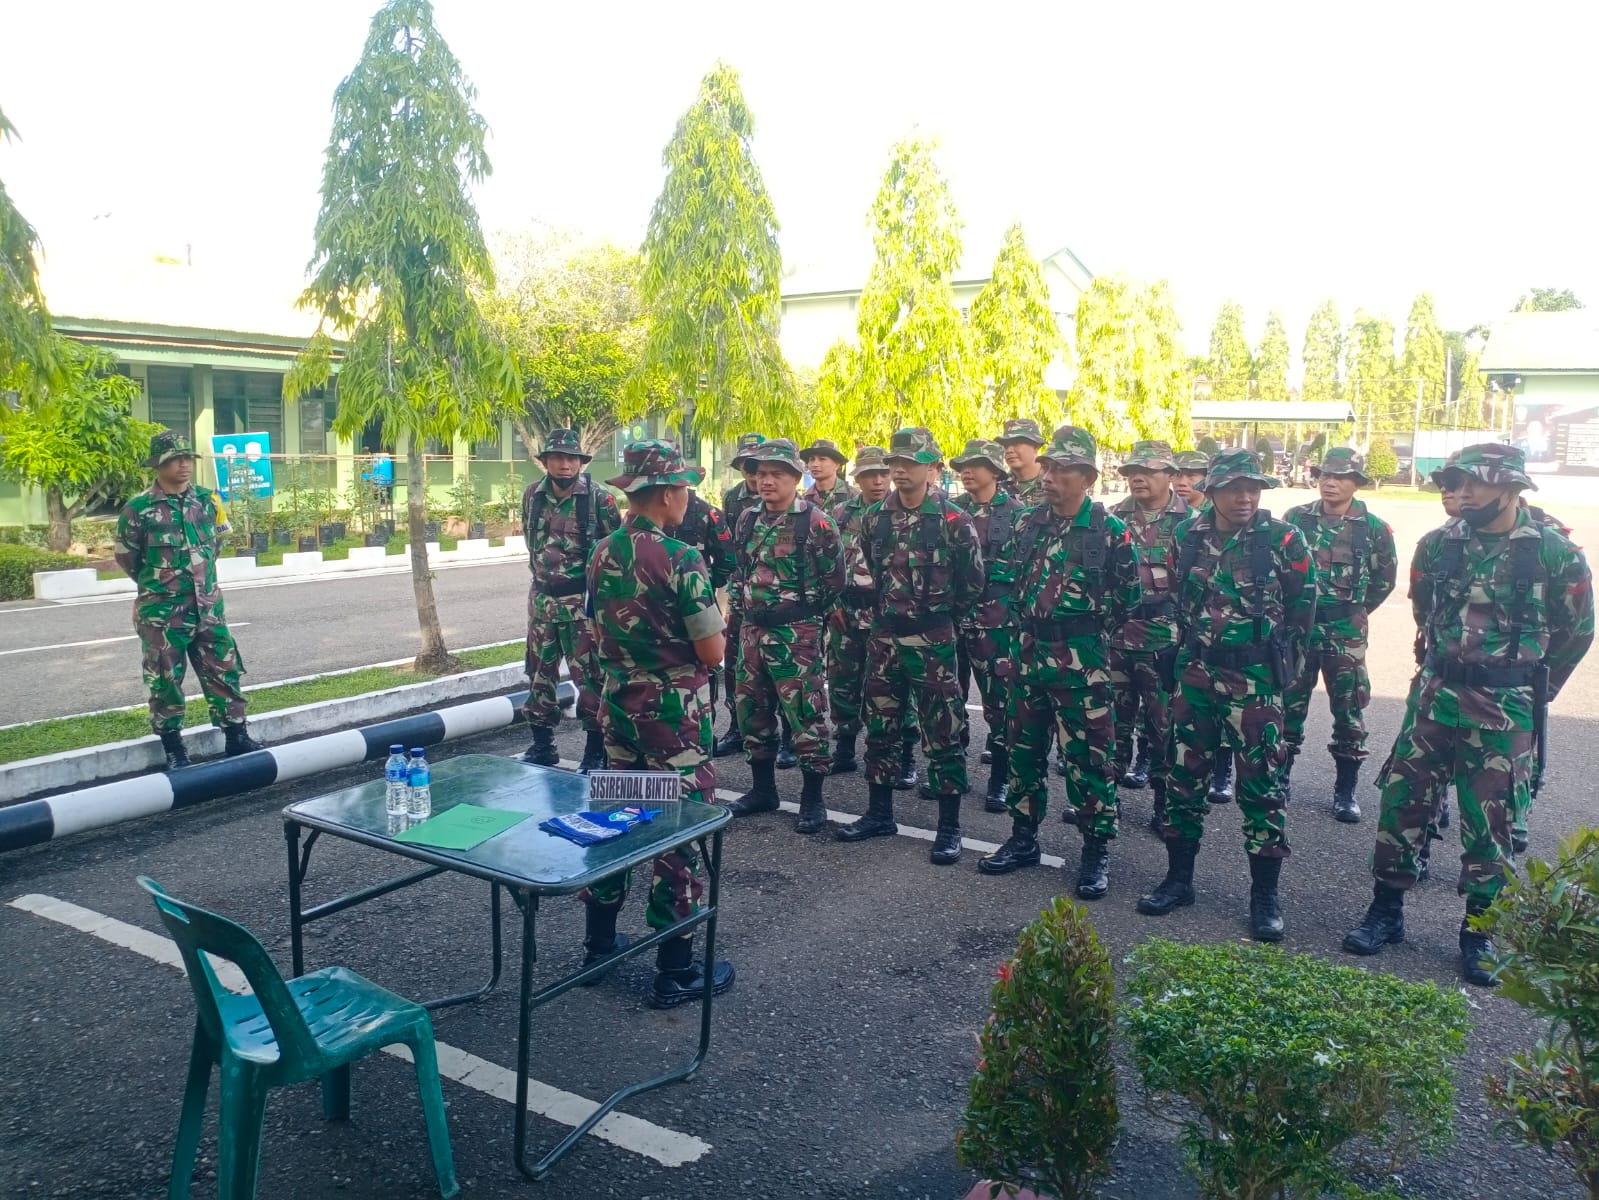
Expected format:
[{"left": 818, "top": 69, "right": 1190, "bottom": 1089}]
[{"left": 0, "top": 641, "right": 525, "bottom": 766}]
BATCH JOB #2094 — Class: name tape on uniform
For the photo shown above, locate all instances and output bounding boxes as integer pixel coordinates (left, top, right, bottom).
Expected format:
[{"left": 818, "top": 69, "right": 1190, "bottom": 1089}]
[{"left": 586, "top": 771, "right": 683, "bottom": 806}]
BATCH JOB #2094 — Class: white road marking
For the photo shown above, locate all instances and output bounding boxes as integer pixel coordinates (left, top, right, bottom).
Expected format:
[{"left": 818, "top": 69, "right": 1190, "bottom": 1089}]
[
  {"left": 0, "top": 623, "right": 251, "bottom": 657},
  {"left": 7, "top": 893, "right": 711, "bottom": 1168}
]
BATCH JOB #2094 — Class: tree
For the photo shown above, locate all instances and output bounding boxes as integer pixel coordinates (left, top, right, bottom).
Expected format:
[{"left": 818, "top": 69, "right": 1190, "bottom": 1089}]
[
  {"left": 969, "top": 222, "right": 1066, "bottom": 430},
  {"left": 1068, "top": 276, "right": 1192, "bottom": 452},
  {"left": 804, "top": 338, "right": 870, "bottom": 448},
  {"left": 287, "top": 0, "right": 520, "bottom": 673},
  {"left": 1366, "top": 434, "right": 1398, "bottom": 481},
  {"left": 0, "top": 104, "right": 62, "bottom": 394},
  {"left": 1401, "top": 292, "right": 1447, "bottom": 427},
  {"left": 1301, "top": 299, "right": 1343, "bottom": 405},
  {"left": 1517, "top": 288, "right": 1584, "bottom": 312},
  {"left": 1253, "top": 311, "right": 1290, "bottom": 401},
  {"left": 1207, "top": 300, "right": 1251, "bottom": 401},
  {"left": 0, "top": 339, "right": 157, "bottom": 550},
  {"left": 1345, "top": 311, "right": 1397, "bottom": 439},
  {"left": 634, "top": 62, "right": 794, "bottom": 449},
  {"left": 854, "top": 134, "right": 980, "bottom": 452}
]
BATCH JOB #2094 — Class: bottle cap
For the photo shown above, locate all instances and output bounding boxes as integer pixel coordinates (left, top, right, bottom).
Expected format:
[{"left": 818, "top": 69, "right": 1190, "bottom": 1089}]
[
  {"left": 410, "top": 747, "right": 424, "bottom": 755},
  {"left": 390, "top": 744, "right": 404, "bottom": 753}
]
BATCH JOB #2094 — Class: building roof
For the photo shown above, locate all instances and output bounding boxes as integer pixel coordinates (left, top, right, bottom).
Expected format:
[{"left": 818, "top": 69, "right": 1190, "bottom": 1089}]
[
  {"left": 1191, "top": 400, "right": 1355, "bottom": 423},
  {"left": 56, "top": 317, "right": 337, "bottom": 370},
  {"left": 1479, "top": 311, "right": 1599, "bottom": 374},
  {"left": 781, "top": 242, "right": 1093, "bottom": 301}
]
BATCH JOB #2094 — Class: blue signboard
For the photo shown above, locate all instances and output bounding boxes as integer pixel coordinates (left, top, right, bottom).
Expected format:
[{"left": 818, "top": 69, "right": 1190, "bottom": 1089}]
[{"left": 211, "top": 432, "right": 275, "bottom": 501}]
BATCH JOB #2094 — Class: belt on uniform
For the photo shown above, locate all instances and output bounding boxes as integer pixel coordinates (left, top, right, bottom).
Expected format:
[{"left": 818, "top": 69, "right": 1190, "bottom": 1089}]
[
  {"left": 843, "top": 586, "right": 879, "bottom": 608},
  {"left": 1197, "top": 641, "right": 1274, "bottom": 668},
  {"left": 1135, "top": 595, "right": 1177, "bottom": 617},
  {"left": 1314, "top": 601, "right": 1359, "bottom": 622},
  {"left": 878, "top": 612, "right": 955, "bottom": 636},
  {"left": 536, "top": 577, "right": 586, "bottom": 598},
  {"left": 1023, "top": 613, "right": 1101, "bottom": 639},
  {"left": 1431, "top": 659, "right": 1538, "bottom": 687},
  {"left": 746, "top": 602, "right": 822, "bottom": 628}
]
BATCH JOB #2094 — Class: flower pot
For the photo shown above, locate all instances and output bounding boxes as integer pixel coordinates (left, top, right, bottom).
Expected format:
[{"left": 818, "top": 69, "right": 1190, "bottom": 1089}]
[
  {"left": 273, "top": 530, "right": 292, "bottom": 546},
  {"left": 330, "top": 521, "right": 347, "bottom": 541},
  {"left": 250, "top": 532, "right": 269, "bottom": 552},
  {"left": 298, "top": 535, "right": 319, "bottom": 553},
  {"left": 318, "top": 524, "right": 336, "bottom": 547},
  {"left": 364, "top": 531, "right": 388, "bottom": 548},
  {"left": 469, "top": 522, "right": 486, "bottom": 539},
  {"left": 424, "top": 521, "right": 441, "bottom": 540},
  {"left": 233, "top": 545, "right": 258, "bottom": 559},
  {"left": 377, "top": 520, "right": 395, "bottom": 538}
]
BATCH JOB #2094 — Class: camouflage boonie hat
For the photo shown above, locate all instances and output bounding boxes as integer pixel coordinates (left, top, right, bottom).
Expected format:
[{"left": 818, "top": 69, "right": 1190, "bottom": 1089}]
[
  {"left": 884, "top": 426, "right": 943, "bottom": 465},
  {"left": 1204, "top": 448, "right": 1280, "bottom": 492},
  {"left": 950, "top": 438, "right": 1008, "bottom": 476},
  {"left": 731, "top": 432, "right": 767, "bottom": 468},
  {"left": 1442, "top": 442, "right": 1536, "bottom": 491},
  {"left": 995, "top": 417, "right": 1047, "bottom": 447},
  {"left": 852, "top": 445, "right": 890, "bottom": 476},
  {"left": 1173, "top": 450, "right": 1212, "bottom": 473},
  {"left": 1310, "top": 446, "right": 1372, "bottom": 485},
  {"left": 538, "top": 428, "right": 592, "bottom": 463},
  {"left": 750, "top": 437, "right": 805, "bottom": 476},
  {"left": 1429, "top": 449, "right": 1462, "bottom": 489},
  {"left": 606, "top": 440, "right": 705, "bottom": 493},
  {"left": 146, "top": 430, "right": 198, "bottom": 467},
  {"left": 799, "top": 437, "right": 849, "bottom": 465},
  {"left": 1039, "top": 424, "right": 1100, "bottom": 473},
  {"left": 1119, "top": 439, "right": 1177, "bottom": 473}
]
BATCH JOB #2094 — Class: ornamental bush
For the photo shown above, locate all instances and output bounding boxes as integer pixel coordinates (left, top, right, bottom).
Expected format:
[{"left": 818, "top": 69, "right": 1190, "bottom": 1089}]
[
  {"left": 957, "top": 897, "right": 1119, "bottom": 1200},
  {"left": 1122, "top": 939, "right": 1469, "bottom": 1200},
  {"left": 0, "top": 543, "right": 84, "bottom": 601},
  {"left": 1366, "top": 436, "right": 1398, "bottom": 482}
]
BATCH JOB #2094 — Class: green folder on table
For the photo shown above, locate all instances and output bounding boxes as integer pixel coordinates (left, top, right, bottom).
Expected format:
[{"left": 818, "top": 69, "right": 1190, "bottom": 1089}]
[{"left": 393, "top": 804, "right": 531, "bottom": 851}]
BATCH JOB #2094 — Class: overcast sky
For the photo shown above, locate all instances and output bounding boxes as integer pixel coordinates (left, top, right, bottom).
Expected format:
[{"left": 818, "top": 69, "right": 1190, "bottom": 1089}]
[{"left": 5, "top": 0, "right": 1596, "bottom": 368}]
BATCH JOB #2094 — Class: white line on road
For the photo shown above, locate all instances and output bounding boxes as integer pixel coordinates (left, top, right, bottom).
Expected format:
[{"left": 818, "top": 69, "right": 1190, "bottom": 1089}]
[
  {"left": 7, "top": 892, "right": 711, "bottom": 1168},
  {"left": 0, "top": 624, "right": 251, "bottom": 657}
]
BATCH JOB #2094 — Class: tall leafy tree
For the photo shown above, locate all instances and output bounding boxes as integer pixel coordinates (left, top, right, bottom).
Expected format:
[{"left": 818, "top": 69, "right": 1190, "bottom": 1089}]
[
  {"left": 1252, "top": 311, "right": 1291, "bottom": 401},
  {"left": 0, "top": 104, "right": 61, "bottom": 393},
  {"left": 1207, "top": 301, "right": 1251, "bottom": 401},
  {"left": 1516, "top": 287, "right": 1583, "bottom": 312},
  {"left": 1068, "top": 275, "right": 1191, "bottom": 451},
  {"left": 854, "top": 134, "right": 979, "bottom": 451},
  {"left": 1345, "top": 311, "right": 1398, "bottom": 437},
  {"left": 633, "top": 62, "right": 794, "bottom": 448},
  {"left": 969, "top": 222, "right": 1066, "bottom": 430},
  {"left": 287, "top": 0, "right": 520, "bottom": 673},
  {"left": 1401, "top": 291, "right": 1448, "bottom": 427},
  {"left": 805, "top": 337, "right": 870, "bottom": 447},
  {"left": 1301, "top": 300, "right": 1343, "bottom": 404}
]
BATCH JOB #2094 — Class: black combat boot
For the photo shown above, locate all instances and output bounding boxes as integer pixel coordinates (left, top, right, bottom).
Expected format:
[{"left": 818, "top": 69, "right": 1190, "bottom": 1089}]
[
  {"left": 1343, "top": 882, "right": 1406, "bottom": 955},
  {"left": 831, "top": 730, "right": 859, "bottom": 775},
  {"left": 984, "top": 748, "right": 1009, "bottom": 813},
  {"left": 892, "top": 735, "right": 918, "bottom": 791},
  {"left": 1332, "top": 756, "right": 1362, "bottom": 823},
  {"left": 579, "top": 900, "right": 628, "bottom": 987},
  {"left": 1120, "top": 742, "right": 1150, "bottom": 789},
  {"left": 1438, "top": 793, "right": 1451, "bottom": 828},
  {"left": 159, "top": 729, "right": 191, "bottom": 772},
  {"left": 930, "top": 795, "right": 963, "bottom": 865},
  {"left": 775, "top": 717, "right": 798, "bottom": 770},
  {"left": 1416, "top": 835, "right": 1433, "bottom": 883},
  {"left": 795, "top": 770, "right": 828, "bottom": 834},
  {"left": 1277, "top": 750, "right": 1296, "bottom": 805},
  {"left": 836, "top": 783, "right": 897, "bottom": 842},
  {"left": 980, "top": 732, "right": 997, "bottom": 765},
  {"left": 1247, "top": 854, "right": 1285, "bottom": 942},
  {"left": 222, "top": 722, "right": 263, "bottom": 757},
  {"left": 1512, "top": 827, "right": 1530, "bottom": 856},
  {"left": 578, "top": 729, "right": 608, "bottom": 774},
  {"left": 1077, "top": 835, "right": 1110, "bottom": 901},
  {"left": 519, "top": 723, "right": 560, "bottom": 767},
  {"left": 1148, "top": 778, "right": 1168, "bottom": 834},
  {"left": 712, "top": 724, "right": 744, "bottom": 758},
  {"left": 726, "top": 759, "right": 780, "bottom": 817},
  {"left": 1460, "top": 899, "right": 1499, "bottom": 988},
  {"left": 978, "top": 813, "right": 1042, "bottom": 875},
  {"left": 649, "top": 935, "right": 735, "bottom": 1009},
  {"left": 1208, "top": 755, "right": 1233, "bottom": 804},
  {"left": 1137, "top": 838, "right": 1199, "bottom": 916},
  {"left": 1053, "top": 746, "right": 1069, "bottom": 778}
]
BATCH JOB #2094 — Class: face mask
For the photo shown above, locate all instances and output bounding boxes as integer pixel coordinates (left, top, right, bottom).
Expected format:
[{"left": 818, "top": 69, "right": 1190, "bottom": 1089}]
[{"left": 1459, "top": 495, "right": 1505, "bottom": 529}]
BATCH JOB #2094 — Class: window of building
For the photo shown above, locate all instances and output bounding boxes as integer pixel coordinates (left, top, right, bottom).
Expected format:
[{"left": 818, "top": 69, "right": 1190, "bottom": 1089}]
[
  {"left": 298, "top": 387, "right": 339, "bottom": 456},
  {"left": 510, "top": 427, "right": 531, "bottom": 460},
  {"left": 472, "top": 426, "right": 503, "bottom": 460},
  {"left": 146, "top": 366, "right": 193, "bottom": 443}
]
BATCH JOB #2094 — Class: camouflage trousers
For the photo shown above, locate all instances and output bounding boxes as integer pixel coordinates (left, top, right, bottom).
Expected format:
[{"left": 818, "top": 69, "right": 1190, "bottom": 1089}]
[
  {"left": 138, "top": 613, "right": 247, "bottom": 734},
  {"left": 722, "top": 609, "right": 742, "bottom": 722},
  {"left": 1283, "top": 637, "right": 1371, "bottom": 760},
  {"left": 523, "top": 604, "right": 602, "bottom": 731},
  {"left": 1371, "top": 695, "right": 1530, "bottom": 905},
  {"left": 1165, "top": 665, "right": 1290, "bottom": 857},
  {"left": 736, "top": 619, "right": 830, "bottom": 773},
  {"left": 1108, "top": 646, "right": 1175, "bottom": 782},
  {"left": 863, "top": 628, "right": 967, "bottom": 794},
  {"left": 960, "top": 623, "right": 1016, "bottom": 746},
  {"left": 1007, "top": 676, "right": 1118, "bottom": 837},
  {"left": 583, "top": 670, "right": 713, "bottom": 928},
  {"left": 827, "top": 610, "right": 872, "bottom": 738}
]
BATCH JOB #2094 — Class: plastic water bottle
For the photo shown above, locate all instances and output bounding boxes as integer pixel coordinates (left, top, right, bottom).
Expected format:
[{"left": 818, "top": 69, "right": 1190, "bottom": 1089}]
[
  {"left": 407, "top": 748, "right": 432, "bottom": 819},
  {"left": 384, "top": 744, "right": 410, "bottom": 815}
]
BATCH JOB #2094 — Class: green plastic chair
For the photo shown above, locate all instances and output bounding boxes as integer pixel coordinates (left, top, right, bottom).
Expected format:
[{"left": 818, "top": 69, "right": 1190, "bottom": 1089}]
[{"left": 138, "top": 877, "right": 458, "bottom": 1200}]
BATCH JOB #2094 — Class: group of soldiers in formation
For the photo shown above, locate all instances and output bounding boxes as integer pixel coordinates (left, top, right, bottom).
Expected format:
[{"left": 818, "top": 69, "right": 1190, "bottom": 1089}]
[{"left": 520, "top": 418, "right": 1593, "bottom": 995}]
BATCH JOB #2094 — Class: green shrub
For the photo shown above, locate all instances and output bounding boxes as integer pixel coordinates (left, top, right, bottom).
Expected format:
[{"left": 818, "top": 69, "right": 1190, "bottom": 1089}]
[
  {"left": 1484, "top": 829, "right": 1599, "bottom": 1200},
  {"left": 0, "top": 524, "right": 50, "bottom": 548},
  {"left": 957, "top": 898, "right": 1119, "bottom": 1200},
  {"left": 1197, "top": 435, "right": 1221, "bottom": 457},
  {"left": 1122, "top": 939, "right": 1469, "bottom": 1200},
  {"left": 0, "top": 544, "right": 86, "bottom": 600},
  {"left": 1366, "top": 436, "right": 1399, "bottom": 481}
]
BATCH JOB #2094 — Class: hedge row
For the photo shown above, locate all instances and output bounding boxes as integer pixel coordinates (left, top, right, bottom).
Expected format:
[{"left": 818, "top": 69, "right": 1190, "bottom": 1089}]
[{"left": 0, "top": 545, "right": 86, "bottom": 601}]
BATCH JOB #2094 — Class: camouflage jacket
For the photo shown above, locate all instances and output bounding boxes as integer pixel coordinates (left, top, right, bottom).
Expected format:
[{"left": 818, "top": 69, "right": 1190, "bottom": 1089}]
[
  {"left": 1007, "top": 471, "right": 1045, "bottom": 508},
  {"left": 951, "top": 488, "right": 1026, "bottom": 629},
  {"left": 522, "top": 473, "right": 622, "bottom": 620},
  {"left": 1170, "top": 509, "right": 1317, "bottom": 695},
  {"left": 1109, "top": 492, "right": 1190, "bottom": 652},
  {"left": 857, "top": 489, "right": 984, "bottom": 631},
  {"left": 735, "top": 499, "right": 845, "bottom": 624},
  {"left": 805, "top": 479, "right": 858, "bottom": 511},
  {"left": 587, "top": 514, "right": 726, "bottom": 687},
  {"left": 832, "top": 494, "right": 880, "bottom": 625},
  {"left": 1408, "top": 510, "right": 1593, "bottom": 730},
  {"left": 1283, "top": 498, "right": 1398, "bottom": 649},
  {"left": 721, "top": 480, "right": 760, "bottom": 611},
  {"left": 114, "top": 484, "right": 229, "bottom": 624},
  {"left": 996, "top": 496, "right": 1141, "bottom": 683},
  {"left": 664, "top": 491, "right": 735, "bottom": 591}
]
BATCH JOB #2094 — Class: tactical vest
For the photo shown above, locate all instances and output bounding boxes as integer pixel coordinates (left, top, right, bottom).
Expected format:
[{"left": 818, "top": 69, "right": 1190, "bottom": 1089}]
[
  {"left": 1296, "top": 506, "right": 1370, "bottom": 617},
  {"left": 1011, "top": 502, "right": 1109, "bottom": 597},
  {"left": 968, "top": 493, "right": 1018, "bottom": 603},
  {"left": 1176, "top": 513, "right": 1274, "bottom": 646},
  {"left": 1426, "top": 529, "right": 1545, "bottom": 685},
  {"left": 527, "top": 475, "right": 596, "bottom": 597},
  {"left": 669, "top": 494, "right": 709, "bottom": 551},
  {"left": 738, "top": 506, "right": 816, "bottom": 626},
  {"left": 871, "top": 499, "right": 955, "bottom": 618}
]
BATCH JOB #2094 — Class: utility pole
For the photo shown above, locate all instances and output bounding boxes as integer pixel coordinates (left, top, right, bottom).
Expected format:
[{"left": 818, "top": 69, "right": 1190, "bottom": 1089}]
[{"left": 1411, "top": 376, "right": 1424, "bottom": 486}]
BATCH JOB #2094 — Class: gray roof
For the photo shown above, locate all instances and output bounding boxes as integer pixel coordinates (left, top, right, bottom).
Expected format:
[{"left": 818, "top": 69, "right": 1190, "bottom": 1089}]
[
  {"left": 1191, "top": 401, "right": 1354, "bottom": 423},
  {"left": 1479, "top": 311, "right": 1599, "bottom": 373}
]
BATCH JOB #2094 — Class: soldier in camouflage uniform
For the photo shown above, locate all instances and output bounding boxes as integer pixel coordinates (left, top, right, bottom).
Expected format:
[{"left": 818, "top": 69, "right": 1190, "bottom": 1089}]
[
  {"left": 1171, "top": 449, "right": 1211, "bottom": 510},
  {"left": 997, "top": 418, "right": 1048, "bottom": 507},
  {"left": 1344, "top": 443, "right": 1592, "bottom": 986},
  {"left": 1137, "top": 449, "right": 1316, "bottom": 942},
  {"left": 114, "top": 431, "right": 263, "bottom": 771},
  {"left": 1107, "top": 440, "right": 1190, "bottom": 831},
  {"left": 581, "top": 440, "right": 735, "bottom": 1008},
  {"left": 519, "top": 429, "right": 621, "bottom": 771},
  {"left": 979, "top": 426, "right": 1141, "bottom": 900},
  {"left": 827, "top": 446, "right": 891, "bottom": 772},
  {"left": 836, "top": 426, "right": 985, "bottom": 865},
  {"left": 801, "top": 438, "right": 858, "bottom": 511},
  {"left": 713, "top": 432, "right": 766, "bottom": 758},
  {"left": 724, "top": 439, "right": 845, "bottom": 832},
  {"left": 1281, "top": 448, "right": 1397, "bottom": 822},
  {"left": 951, "top": 438, "right": 1025, "bottom": 813}
]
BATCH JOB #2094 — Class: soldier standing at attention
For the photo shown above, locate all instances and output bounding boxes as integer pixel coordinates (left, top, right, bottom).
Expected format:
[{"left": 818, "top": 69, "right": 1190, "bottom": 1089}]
[
  {"left": 801, "top": 438, "right": 858, "bottom": 511},
  {"left": 114, "top": 431, "right": 263, "bottom": 770},
  {"left": 1137, "top": 449, "right": 1315, "bottom": 942},
  {"left": 950, "top": 438, "right": 1026, "bottom": 812},
  {"left": 713, "top": 432, "right": 766, "bottom": 758},
  {"left": 519, "top": 429, "right": 620, "bottom": 772},
  {"left": 582, "top": 440, "right": 735, "bottom": 1007},
  {"left": 997, "top": 418, "right": 1048, "bottom": 507},
  {"left": 827, "top": 445, "right": 891, "bottom": 775},
  {"left": 723, "top": 439, "right": 845, "bottom": 832},
  {"left": 1281, "top": 448, "right": 1397, "bottom": 822},
  {"left": 836, "top": 427, "right": 984, "bottom": 864},
  {"left": 978, "top": 427, "right": 1141, "bottom": 898},
  {"left": 1108, "top": 440, "right": 1189, "bottom": 830},
  {"left": 1171, "top": 450, "right": 1211, "bottom": 510},
  {"left": 1344, "top": 444, "right": 1592, "bottom": 986}
]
